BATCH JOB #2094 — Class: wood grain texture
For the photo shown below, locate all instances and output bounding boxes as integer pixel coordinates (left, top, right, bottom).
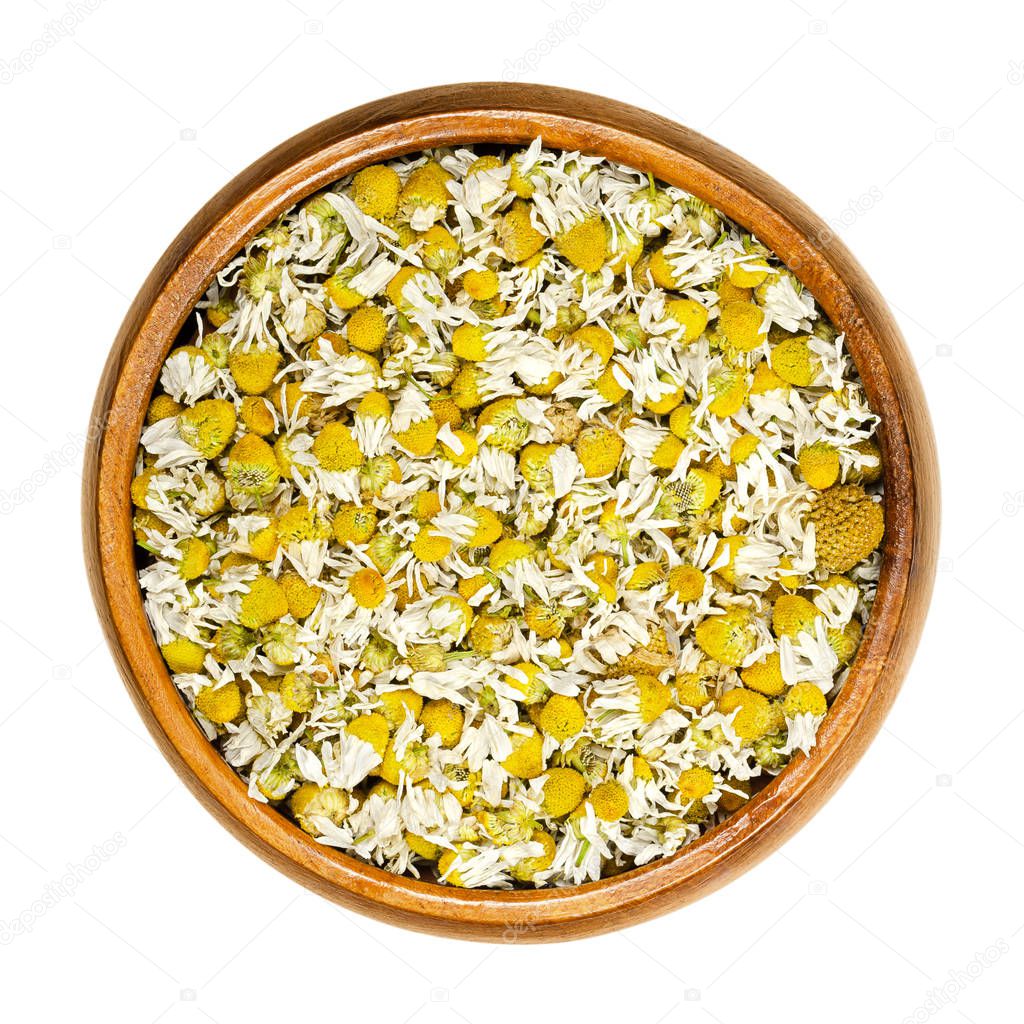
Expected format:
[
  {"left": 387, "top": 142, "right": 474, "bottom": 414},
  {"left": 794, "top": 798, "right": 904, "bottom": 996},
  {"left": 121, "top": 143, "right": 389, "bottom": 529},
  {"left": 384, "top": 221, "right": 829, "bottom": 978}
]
[{"left": 82, "top": 83, "right": 939, "bottom": 942}]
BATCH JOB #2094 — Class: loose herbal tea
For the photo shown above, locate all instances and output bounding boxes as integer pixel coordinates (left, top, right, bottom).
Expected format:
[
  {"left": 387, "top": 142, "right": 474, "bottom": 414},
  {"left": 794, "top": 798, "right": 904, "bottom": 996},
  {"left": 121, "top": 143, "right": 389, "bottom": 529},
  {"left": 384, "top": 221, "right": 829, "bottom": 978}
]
[{"left": 132, "top": 140, "right": 884, "bottom": 887}]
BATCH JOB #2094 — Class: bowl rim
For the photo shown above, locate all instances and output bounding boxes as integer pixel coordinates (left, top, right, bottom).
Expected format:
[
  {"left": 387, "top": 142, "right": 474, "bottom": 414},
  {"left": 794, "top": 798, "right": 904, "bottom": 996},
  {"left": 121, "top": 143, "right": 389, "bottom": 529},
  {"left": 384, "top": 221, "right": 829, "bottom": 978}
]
[{"left": 83, "top": 82, "right": 939, "bottom": 942}]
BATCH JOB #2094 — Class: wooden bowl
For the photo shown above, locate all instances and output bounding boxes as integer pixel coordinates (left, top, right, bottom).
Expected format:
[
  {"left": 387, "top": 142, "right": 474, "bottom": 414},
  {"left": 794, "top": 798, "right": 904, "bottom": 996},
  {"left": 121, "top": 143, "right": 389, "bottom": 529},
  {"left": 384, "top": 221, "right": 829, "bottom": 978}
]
[{"left": 83, "top": 83, "right": 939, "bottom": 942}]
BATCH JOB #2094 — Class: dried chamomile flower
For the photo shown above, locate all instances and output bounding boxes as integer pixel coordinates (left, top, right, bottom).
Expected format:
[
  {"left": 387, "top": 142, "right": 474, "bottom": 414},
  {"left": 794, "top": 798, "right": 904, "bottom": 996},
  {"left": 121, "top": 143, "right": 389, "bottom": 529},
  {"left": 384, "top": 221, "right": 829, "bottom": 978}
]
[
  {"left": 809, "top": 484, "right": 884, "bottom": 572},
  {"left": 227, "top": 434, "right": 280, "bottom": 499},
  {"left": 178, "top": 399, "right": 237, "bottom": 458}
]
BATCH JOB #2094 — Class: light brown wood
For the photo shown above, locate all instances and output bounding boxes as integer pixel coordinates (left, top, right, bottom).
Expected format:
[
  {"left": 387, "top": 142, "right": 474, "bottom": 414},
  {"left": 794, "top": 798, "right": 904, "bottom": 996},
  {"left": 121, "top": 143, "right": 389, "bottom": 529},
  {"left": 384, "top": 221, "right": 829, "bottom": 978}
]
[{"left": 82, "top": 83, "right": 940, "bottom": 942}]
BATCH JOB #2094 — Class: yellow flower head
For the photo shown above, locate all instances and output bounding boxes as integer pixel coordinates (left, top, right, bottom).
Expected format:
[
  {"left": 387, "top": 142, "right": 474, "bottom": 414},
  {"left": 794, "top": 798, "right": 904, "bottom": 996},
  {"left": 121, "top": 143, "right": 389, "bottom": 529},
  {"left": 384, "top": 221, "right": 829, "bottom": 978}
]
[
  {"left": 502, "top": 661, "right": 548, "bottom": 703},
  {"left": 660, "top": 468, "right": 722, "bottom": 519},
  {"left": 635, "top": 674, "right": 672, "bottom": 723},
  {"left": 648, "top": 247, "right": 681, "bottom": 289},
  {"left": 677, "top": 765, "right": 715, "bottom": 802},
  {"left": 437, "top": 847, "right": 470, "bottom": 887},
  {"left": 290, "top": 784, "right": 353, "bottom": 834},
  {"left": 502, "top": 727, "right": 545, "bottom": 779},
  {"left": 175, "top": 537, "right": 211, "bottom": 580},
  {"left": 332, "top": 504, "right": 377, "bottom": 546},
  {"left": 276, "top": 503, "right": 331, "bottom": 545},
  {"left": 385, "top": 265, "right": 424, "bottom": 310},
  {"left": 228, "top": 345, "right": 281, "bottom": 394},
  {"left": 477, "top": 397, "right": 529, "bottom": 453},
  {"left": 644, "top": 380, "right": 686, "bottom": 416},
  {"left": 783, "top": 682, "right": 828, "bottom": 718},
  {"left": 239, "top": 575, "right": 289, "bottom": 629},
  {"left": 430, "top": 395, "right": 463, "bottom": 429},
  {"left": 392, "top": 415, "right": 438, "bottom": 457},
  {"left": 146, "top": 394, "right": 182, "bottom": 424},
  {"left": 462, "top": 267, "right": 500, "bottom": 301},
  {"left": 711, "top": 535, "right": 746, "bottom": 587},
  {"left": 399, "top": 161, "right": 450, "bottom": 224},
  {"left": 518, "top": 442, "right": 558, "bottom": 492},
  {"left": 499, "top": 200, "right": 546, "bottom": 263},
  {"left": 664, "top": 298, "right": 709, "bottom": 342},
  {"left": 556, "top": 214, "right": 607, "bottom": 272},
  {"left": 178, "top": 399, "right": 237, "bottom": 458},
  {"left": 350, "top": 566, "right": 387, "bottom": 608},
  {"left": 466, "top": 504, "right": 503, "bottom": 547},
  {"left": 412, "top": 525, "right": 453, "bottom": 564},
  {"left": 771, "top": 336, "right": 820, "bottom": 387},
  {"left": 829, "top": 618, "right": 863, "bottom": 666},
  {"left": 772, "top": 593, "right": 822, "bottom": 638},
  {"left": 508, "top": 150, "right": 538, "bottom": 198},
  {"left": 589, "top": 780, "right": 629, "bottom": 822},
  {"left": 280, "top": 671, "right": 316, "bottom": 713},
  {"left": 489, "top": 537, "right": 534, "bottom": 572},
  {"left": 457, "top": 572, "right": 493, "bottom": 603},
  {"left": 667, "top": 564, "right": 706, "bottom": 603},
  {"left": 356, "top": 390, "right": 392, "bottom": 422},
  {"left": 706, "top": 368, "right": 749, "bottom": 418},
  {"left": 626, "top": 561, "right": 666, "bottom": 591},
  {"left": 194, "top": 682, "right": 242, "bottom": 724},
  {"left": 523, "top": 599, "right": 565, "bottom": 639},
  {"left": 161, "top": 636, "right": 206, "bottom": 674},
  {"left": 695, "top": 608, "right": 756, "bottom": 667},
  {"left": 470, "top": 614, "right": 514, "bottom": 655},
  {"left": 669, "top": 404, "right": 694, "bottom": 440},
  {"left": 347, "top": 304, "right": 388, "bottom": 353},
  {"left": 750, "top": 360, "right": 789, "bottom": 395},
  {"left": 376, "top": 690, "right": 422, "bottom": 729},
  {"left": 405, "top": 832, "right": 442, "bottom": 861},
  {"left": 849, "top": 438, "right": 883, "bottom": 485},
  {"left": 312, "top": 421, "right": 364, "bottom": 472},
  {"left": 379, "top": 738, "right": 431, "bottom": 785},
  {"left": 575, "top": 425, "right": 624, "bottom": 478},
  {"left": 420, "top": 225, "right": 461, "bottom": 276},
  {"left": 538, "top": 694, "right": 585, "bottom": 741},
  {"left": 451, "top": 323, "right": 491, "bottom": 362},
  {"left": 798, "top": 440, "right": 840, "bottom": 490},
  {"left": 569, "top": 324, "right": 615, "bottom": 365},
  {"left": 727, "top": 256, "right": 770, "bottom": 288},
  {"left": 651, "top": 434, "right": 685, "bottom": 471},
  {"left": 240, "top": 395, "right": 276, "bottom": 435},
  {"left": 420, "top": 699, "right": 464, "bottom": 747},
  {"left": 450, "top": 364, "right": 484, "bottom": 410},
  {"left": 267, "top": 382, "right": 322, "bottom": 422},
  {"left": 595, "top": 365, "right": 629, "bottom": 403},
  {"left": 278, "top": 571, "right": 322, "bottom": 619},
  {"left": 717, "top": 687, "right": 775, "bottom": 741},
  {"left": 227, "top": 433, "right": 280, "bottom": 499},
  {"left": 675, "top": 671, "right": 712, "bottom": 710},
  {"left": 717, "top": 301, "right": 767, "bottom": 352},
  {"left": 351, "top": 163, "right": 401, "bottom": 221},
  {"left": 359, "top": 454, "right": 401, "bottom": 496},
  {"left": 809, "top": 484, "right": 884, "bottom": 572},
  {"left": 542, "top": 767, "right": 587, "bottom": 817},
  {"left": 437, "top": 428, "right": 479, "bottom": 467},
  {"left": 510, "top": 828, "right": 557, "bottom": 882},
  {"left": 741, "top": 652, "right": 786, "bottom": 696}
]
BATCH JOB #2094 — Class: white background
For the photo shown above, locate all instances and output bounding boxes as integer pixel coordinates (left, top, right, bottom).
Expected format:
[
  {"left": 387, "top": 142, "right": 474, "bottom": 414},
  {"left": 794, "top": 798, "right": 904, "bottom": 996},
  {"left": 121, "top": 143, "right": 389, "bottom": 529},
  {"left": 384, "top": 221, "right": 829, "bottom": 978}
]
[{"left": 0, "top": 0, "right": 1020, "bottom": 1020}]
